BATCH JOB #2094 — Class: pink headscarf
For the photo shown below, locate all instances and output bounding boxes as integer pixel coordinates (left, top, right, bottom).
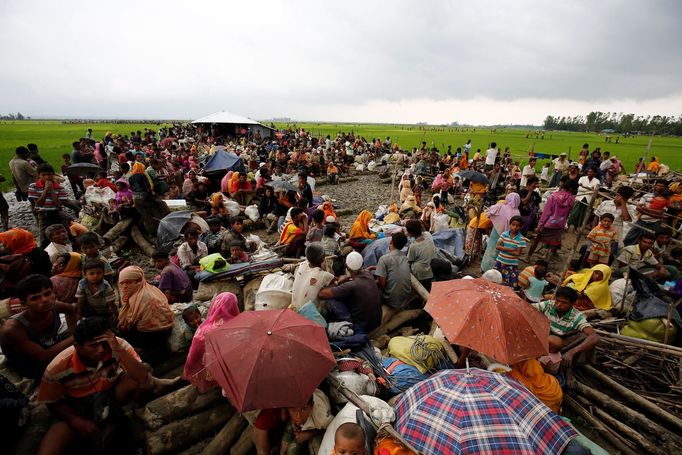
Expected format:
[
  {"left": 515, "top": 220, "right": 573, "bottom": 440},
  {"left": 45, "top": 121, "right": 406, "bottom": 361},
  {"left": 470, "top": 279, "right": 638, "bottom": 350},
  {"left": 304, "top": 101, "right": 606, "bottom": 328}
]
[
  {"left": 94, "top": 142, "right": 104, "bottom": 164},
  {"left": 183, "top": 292, "right": 240, "bottom": 392},
  {"left": 486, "top": 192, "right": 521, "bottom": 235}
]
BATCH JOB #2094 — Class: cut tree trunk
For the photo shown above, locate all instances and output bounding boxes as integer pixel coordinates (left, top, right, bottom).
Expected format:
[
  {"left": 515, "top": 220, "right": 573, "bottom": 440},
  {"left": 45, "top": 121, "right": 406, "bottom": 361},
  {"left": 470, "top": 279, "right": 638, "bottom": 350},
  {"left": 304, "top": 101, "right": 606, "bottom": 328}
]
[
  {"left": 563, "top": 396, "right": 638, "bottom": 455},
  {"left": 200, "top": 413, "right": 248, "bottom": 455},
  {"left": 570, "top": 381, "right": 682, "bottom": 451},
  {"left": 369, "top": 309, "right": 424, "bottom": 339},
  {"left": 582, "top": 364, "right": 682, "bottom": 433},
  {"left": 410, "top": 275, "right": 430, "bottom": 302},
  {"left": 102, "top": 218, "right": 134, "bottom": 243},
  {"left": 229, "top": 425, "right": 254, "bottom": 455},
  {"left": 131, "top": 224, "right": 156, "bottom": 256},
  {"left": 103, "top": 235, "right": 130, "bottom": 258},
  {"left": 574, "top": 395, "right": 666, "bottom": 455},
  {"left": 145, "top": 404, "right": 234, "bottom": 455},
  {"left": 138, "top": 384, "right": 222, "bottom": 430}
]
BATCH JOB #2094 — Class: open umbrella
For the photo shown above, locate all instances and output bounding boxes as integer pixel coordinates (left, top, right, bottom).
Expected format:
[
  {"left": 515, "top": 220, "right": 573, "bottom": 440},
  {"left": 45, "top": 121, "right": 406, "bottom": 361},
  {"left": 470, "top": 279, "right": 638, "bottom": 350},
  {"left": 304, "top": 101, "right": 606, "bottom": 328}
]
[
  {"left": 266, "top": 180, "right": 298, "bottom": 193},
  {"left": 156, "top": 211, "right": 209, "bottom": 248},
  {"left": 67, "top": 163, "right": 101, "bottom": 177},
  {"left": 204, "top": 309, "right": 336, "bottom": 412},
  {"left": 394, "top": 369, "right": 576, "bottom": 455},
  {"left": 425, "top": 278, "right": 549, "bottom": 364},
  {"left": 459, "top": 169, "right": 489, "bottom": 185}
]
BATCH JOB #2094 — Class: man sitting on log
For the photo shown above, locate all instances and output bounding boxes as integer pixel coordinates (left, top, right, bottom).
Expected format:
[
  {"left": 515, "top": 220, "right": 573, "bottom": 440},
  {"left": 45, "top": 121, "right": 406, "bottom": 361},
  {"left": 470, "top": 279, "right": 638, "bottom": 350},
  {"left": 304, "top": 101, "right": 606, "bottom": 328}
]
[
  {"left": 531, "top": 286, "right": 599, "bottom": 369},
  {"left": 0, "top": 274, "right": 76, "bottom": 381},
  {"left": 35, "top": 317, "right": 179, "bottom": 455}
]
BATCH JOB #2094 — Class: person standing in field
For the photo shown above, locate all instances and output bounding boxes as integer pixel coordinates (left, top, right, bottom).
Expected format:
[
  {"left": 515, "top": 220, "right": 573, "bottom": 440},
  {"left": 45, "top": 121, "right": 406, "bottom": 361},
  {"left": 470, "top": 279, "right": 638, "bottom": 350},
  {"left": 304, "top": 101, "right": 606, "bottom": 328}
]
[
  {"left": 520, "top": 157, "right": 537, "bottom": 188},
  {"left": 9, "top": 146, "right": 39, "bottom": 202},
  {"left": 485, "top": 142, "right": 498, "bottom": 171}
]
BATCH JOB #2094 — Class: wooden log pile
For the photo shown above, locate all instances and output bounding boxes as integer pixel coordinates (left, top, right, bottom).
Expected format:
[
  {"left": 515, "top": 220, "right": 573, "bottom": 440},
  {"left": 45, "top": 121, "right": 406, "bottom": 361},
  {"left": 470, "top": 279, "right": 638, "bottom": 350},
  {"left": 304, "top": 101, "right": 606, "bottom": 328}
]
[{"left": 567, "top": 329, "right": 682, "bottom": 453}]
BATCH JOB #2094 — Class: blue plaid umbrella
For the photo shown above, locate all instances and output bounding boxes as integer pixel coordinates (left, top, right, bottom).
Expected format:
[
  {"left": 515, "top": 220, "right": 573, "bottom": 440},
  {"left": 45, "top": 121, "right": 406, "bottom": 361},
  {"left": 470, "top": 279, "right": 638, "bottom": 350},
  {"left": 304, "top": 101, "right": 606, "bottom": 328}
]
[{"left": 394, "top": 369, "right": 576, "bottom": 455}]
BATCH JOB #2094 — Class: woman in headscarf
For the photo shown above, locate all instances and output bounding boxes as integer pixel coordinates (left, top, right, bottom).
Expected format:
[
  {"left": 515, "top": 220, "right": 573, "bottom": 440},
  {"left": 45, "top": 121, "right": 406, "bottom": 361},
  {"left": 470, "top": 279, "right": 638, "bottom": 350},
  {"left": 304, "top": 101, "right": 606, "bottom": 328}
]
[
  {"left": 0, "top": 228, "right": 52, "bottom": 279},
  {"left": 481, "top": 193, "right": 521, "bottom": 271},
  {"left": 509, "top": 358, "right": 563, "bottom": 413},
  {"left": 563, "top": 264, "right": 612, "bottom": 310},
  {"left": 50, "top": 252, "right": 82, "bottom": 304},
  {"left": 227, "top": 172, "right": 241, "bottom": 195},
  {"left": 320, "top": 200, "right": 336, "bottom": 221},
  {"left": 525, "top": 178, "right": 578, "bottom": 261},
  {"left": 465, "top": 207, "right": 492, "bottom": 259},
  {"left": 118, "top": 266, "right": 175, "bottom": 349},
  {"left": 348, "top": 210, "right": 376, "bottom": 252},
  {"left": 399, "top": 195, "right": 422, "bottom": 218},
  {"left": 183, "top": 292, "right": 240, "bottom": 392},
  {"left": 399, "top": 178, "right": 413, "bottom": 203},
  {"left": 210, "top": 192, "right": 227, "bottom": 217}
]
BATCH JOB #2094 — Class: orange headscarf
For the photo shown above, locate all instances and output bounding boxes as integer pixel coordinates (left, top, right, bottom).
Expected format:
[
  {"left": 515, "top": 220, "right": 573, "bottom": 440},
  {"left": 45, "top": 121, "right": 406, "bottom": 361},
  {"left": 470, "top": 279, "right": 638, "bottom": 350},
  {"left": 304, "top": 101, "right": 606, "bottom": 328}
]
[
  {"left": 320, "top": 201, "right": 336, "bottom": 220},
  {"left": 0, "top": 228, "right": 37, "bottom": 255},
  {"left": 509, "top": 358, "right": 563, "bottom": 413},
  {"left": 349, "top": 210, "right": 374, "bottom": 240},
  {"left": 228, "top": 172, "right": 240, "bottom": 194},
  {"left": 131, "top": 162, "right": 146, "bottom": 174},
  {"left": 118, "top": 266, "right": 174, "bottom": 332}
]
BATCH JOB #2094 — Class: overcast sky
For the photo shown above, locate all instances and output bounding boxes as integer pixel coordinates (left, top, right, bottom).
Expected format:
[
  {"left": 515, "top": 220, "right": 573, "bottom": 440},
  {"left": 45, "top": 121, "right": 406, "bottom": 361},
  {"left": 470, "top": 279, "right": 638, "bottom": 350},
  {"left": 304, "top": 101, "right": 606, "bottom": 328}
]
[{"left": 1, "top": 0, "right": 680, "bottom": 125}]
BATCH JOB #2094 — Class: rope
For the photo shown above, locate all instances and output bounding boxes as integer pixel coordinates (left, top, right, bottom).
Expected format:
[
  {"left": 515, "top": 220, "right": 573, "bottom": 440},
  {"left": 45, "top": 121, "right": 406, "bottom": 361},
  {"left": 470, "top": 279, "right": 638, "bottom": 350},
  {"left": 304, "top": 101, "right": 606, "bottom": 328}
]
[{"left": 409, "top": 335, "right": 447, "bottom": 374}]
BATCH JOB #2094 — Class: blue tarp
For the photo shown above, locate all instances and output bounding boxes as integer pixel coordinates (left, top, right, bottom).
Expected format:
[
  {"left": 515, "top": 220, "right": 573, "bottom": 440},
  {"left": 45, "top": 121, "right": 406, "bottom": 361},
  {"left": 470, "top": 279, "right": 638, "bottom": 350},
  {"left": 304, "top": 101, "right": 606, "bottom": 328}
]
[
  {"left": 203, "top": 150, "right": 246, "bottom": 174},
  {"left": 361, "top": 228, "right": 466, "bottom": 268},
  {"left": 432, "top": 228, "right": 466, "bottom": 259}
]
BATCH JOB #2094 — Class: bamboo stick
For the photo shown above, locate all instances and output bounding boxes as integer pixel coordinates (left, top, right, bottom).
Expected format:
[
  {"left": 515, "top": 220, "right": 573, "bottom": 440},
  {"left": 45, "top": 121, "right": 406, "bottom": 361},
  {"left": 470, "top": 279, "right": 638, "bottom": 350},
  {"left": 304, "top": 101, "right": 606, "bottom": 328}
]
[
  {"left": 594, "top": 329, "right": 682, "bottom": 356},
  {"left": 570, "top": 381, "right": 682, "bottom": 450},
  {"left": 573, "top": 395, "right": 666, "bottom": 455},
  {"left": 581, "top": 365, "right": 682, "bottom": 433},
  {"left": 563, "top": 396, "right": 638, "bottom": 455}
]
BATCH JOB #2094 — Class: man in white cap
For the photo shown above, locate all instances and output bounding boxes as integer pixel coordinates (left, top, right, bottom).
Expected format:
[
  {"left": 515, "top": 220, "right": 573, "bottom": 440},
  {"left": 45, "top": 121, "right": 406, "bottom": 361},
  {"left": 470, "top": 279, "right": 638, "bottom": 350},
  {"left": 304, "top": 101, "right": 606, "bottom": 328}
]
[
  {"left": 318, "top": 251, "right": 382, "bottom": 333},
  {"left": 550, "top": 152, "right": 569, "bottom": 187}
]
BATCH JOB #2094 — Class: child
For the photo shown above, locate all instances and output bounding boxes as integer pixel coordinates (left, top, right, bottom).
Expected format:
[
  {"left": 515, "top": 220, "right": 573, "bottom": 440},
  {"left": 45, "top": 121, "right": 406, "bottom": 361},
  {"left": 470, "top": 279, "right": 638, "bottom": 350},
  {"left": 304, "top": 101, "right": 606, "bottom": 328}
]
[
  {"left": 227, "top": 240, "right": 250, "bottom": 264},
  {"left": 28, "top": 163, "right": 70, "bottom": 248},
  {"left": 538, "top": 335, "right": 564, "bottom": 375},
  {"left": 413, "top": 176, "right": 425, "bottom": 207},
  {"left": 522, "top": 264, "right": 549, "bottom": 302},
  {"left": 333, "top": 422, "right": 366, "bottom": 455},
  {"left": 76, "top": 260, "right": 118, "bottom": 326},
  {"left": 587, "top": 213, "right": 618, "bottom": 266},
  {"left": 540, "top": 162, "right": 550, "bottom": 184},
  {"left": 181, "top": 305, "right": 202, "bottom": 348},
  {"left": 204, "top": 217, "right": 227, "bottom": 254},
  {"left": 78, "top": 232, "right": 114, "bottom": 281},
  {"left": 44, "top": 224, "right": 72, "bottom": 258},
  {"left": 494, "top": 215, "right": 527, "bottom": 288}
]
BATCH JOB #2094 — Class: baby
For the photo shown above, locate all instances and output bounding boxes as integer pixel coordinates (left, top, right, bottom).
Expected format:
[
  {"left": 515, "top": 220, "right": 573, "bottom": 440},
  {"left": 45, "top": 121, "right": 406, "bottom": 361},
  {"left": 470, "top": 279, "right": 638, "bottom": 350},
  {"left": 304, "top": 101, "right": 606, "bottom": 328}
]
[
  {"left": 333, "top": 422, "right": 366, "bottom": 455},
  {"left": 538, "top": 335, "right": 564, "bottom": 375}
]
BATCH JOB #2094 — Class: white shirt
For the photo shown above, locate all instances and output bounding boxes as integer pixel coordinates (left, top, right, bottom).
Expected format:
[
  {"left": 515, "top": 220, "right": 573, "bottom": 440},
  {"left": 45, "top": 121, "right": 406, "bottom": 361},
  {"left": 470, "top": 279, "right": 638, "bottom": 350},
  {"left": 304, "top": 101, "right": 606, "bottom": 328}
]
[
  {"left": 552, "top": 158, "right": 569, "bottom": 172},
  {"left": 520, "top": 165, "right": 536, "bottom": 187},
  {"left": 291, "top": 262, "right": 334, "bottom": 310},
  {"left": 540, "top": 167, "right": 549, "bottom": 181},
  {"left": 464, "top": 143, "right": 472, "bottom": 153},
  {"left": 576, "top": 176, "right": 600, "bottom": 201},
  {"left": 485, "top": 148, "right": 498, "bottom": 166}
]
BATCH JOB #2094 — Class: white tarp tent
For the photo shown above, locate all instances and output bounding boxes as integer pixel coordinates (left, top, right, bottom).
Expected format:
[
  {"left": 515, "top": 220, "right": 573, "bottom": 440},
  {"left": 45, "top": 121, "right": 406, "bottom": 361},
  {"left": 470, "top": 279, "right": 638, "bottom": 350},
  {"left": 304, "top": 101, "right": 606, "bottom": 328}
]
[{"left": 192, "top": 111, "right": 263, "bottom": 125}]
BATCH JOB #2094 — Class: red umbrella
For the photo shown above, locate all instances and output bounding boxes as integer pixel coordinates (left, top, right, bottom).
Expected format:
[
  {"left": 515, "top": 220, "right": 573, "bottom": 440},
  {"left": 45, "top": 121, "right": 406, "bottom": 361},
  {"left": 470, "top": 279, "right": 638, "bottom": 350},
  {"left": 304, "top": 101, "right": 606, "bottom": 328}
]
[
  {"left": 425, "top": 278, "right": 549, "bottom": 365},
  {"left": 204, "top": 309, "right": 335, "bottom": 412}
]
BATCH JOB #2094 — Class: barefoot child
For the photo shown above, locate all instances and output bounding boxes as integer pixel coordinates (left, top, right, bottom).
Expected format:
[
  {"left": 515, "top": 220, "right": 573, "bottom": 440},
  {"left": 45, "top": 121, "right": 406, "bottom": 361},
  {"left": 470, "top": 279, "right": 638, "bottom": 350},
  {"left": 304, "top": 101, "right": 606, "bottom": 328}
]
[
  {"left": 587, "top": 213, "right": 618, "bottom": 266},
  {"left": 494, "top": 216, "right": 527, "bottom": 288},
  {"left": 76, "top": 260, "right": 118, "bottom": 326}
]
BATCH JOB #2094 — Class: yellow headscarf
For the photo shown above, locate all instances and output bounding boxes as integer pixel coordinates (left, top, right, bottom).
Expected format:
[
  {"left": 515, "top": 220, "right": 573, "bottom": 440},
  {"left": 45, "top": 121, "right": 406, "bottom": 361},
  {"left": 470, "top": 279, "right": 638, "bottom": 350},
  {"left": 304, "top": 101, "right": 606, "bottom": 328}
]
[
  {"left": 59, "top": 253, "right": 83, "bottom": 278},
  {"left": 131, "top": 162, "right": 146, "bottom": 174},
  {"left": 349, "top": 210, "right": 374, "bottom": 240},
  {"left": 563, "top": 264, "right": 612, "bottom": 309},
  {"left": 228, "top": 172, "right": 240, "bottom": 194},
  {"left": 210, "top": 192, "right": 224, "bottom": 208},
  {"left": 509, "top": 359, "right": 563, "bottom": 413}
]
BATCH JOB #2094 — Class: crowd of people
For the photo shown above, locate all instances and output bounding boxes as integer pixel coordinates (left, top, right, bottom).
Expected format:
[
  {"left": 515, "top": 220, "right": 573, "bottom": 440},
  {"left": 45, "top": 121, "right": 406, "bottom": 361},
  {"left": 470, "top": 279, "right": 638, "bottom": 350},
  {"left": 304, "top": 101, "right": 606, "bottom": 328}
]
[{"left": 1, "top": 124, "right": 681, "bottom": 454}]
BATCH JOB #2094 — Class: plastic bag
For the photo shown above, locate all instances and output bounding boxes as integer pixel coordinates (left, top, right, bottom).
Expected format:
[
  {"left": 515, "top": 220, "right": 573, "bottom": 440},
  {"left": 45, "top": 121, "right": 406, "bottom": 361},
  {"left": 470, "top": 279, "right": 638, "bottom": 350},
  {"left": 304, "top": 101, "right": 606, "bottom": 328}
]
[
  {"left": 255, "top": 272, "right": 294, "bottom": 310},
  {"left": 225, "top": 200, "right": 240, "bottom": 217},
  {"left": 244, "top": 204, "right": 259, "bottom": 222}
]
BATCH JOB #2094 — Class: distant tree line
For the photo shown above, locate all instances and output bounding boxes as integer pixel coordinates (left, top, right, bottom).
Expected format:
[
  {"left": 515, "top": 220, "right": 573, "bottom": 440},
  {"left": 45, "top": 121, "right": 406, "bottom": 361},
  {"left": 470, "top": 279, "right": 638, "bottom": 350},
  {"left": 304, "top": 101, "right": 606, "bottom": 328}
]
[
  {"left": 0, "top": 112, "right": 29, "bottom": 120},
  {"left": 543, "top": 112, "right": 682, "bottom": 135}
]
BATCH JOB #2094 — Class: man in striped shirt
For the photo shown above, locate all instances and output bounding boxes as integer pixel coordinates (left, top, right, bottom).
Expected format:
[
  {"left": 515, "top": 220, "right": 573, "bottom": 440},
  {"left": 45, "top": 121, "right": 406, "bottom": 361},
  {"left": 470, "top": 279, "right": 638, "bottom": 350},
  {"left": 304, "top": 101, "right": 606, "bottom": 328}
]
[
  {"left": 532, "top": 287, "right": 599, "bottom": 369},
  {"left": 36, "top": 318, "right": 170, "bottom": 454},
  {"left": 28, "top": 164, "right": 69, "bottom": 248}
]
